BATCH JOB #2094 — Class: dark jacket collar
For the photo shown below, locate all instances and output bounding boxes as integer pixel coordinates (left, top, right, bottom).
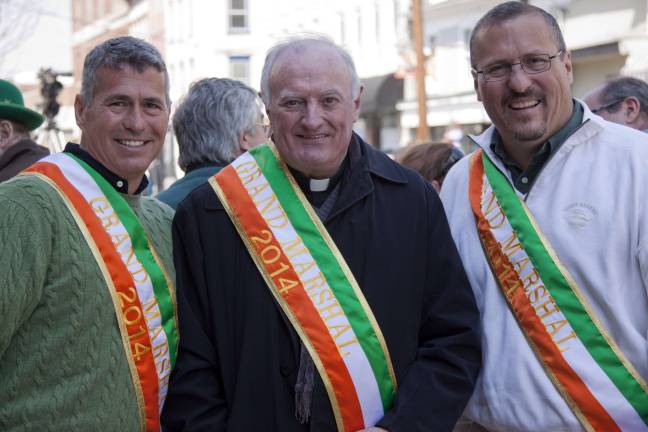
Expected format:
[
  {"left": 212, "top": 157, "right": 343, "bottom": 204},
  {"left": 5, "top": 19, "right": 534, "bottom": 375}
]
[
  {"left": 0, "top": 139, "right": 49, "bottom": 169},
  {"left": 323, "top": 133, "right": 406, "bottom": 221},
  {"left": 357, "top": 133, "right": 408, "bottom": 185},
  {"left": 64, "top": 143, "right": 149, "bottom": 194},
  {"left": 205, "top": 132, "right": 408, "bottom": 215}
]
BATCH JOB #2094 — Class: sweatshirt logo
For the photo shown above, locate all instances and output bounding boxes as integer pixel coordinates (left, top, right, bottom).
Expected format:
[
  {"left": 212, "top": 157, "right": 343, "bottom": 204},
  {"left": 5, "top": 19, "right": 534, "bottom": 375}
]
[{"left": 563, "top": 203, "right": 597, "bottom": 229}]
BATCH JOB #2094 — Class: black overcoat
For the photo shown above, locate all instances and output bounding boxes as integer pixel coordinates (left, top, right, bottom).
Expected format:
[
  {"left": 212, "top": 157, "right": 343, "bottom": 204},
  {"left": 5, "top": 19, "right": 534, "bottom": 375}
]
[{"left": 161, "top": 136, "right": 481, "bottom": 431}]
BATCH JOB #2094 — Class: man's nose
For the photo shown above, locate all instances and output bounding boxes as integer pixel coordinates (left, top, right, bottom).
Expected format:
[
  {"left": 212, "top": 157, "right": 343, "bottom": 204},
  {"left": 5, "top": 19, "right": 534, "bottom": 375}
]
[
  {"left": 123, "top": 106, "right": 146, "bottom": 132},
  {"left": 507, "top": 63, "right": 533, "bottom": 93},
  {"left": 301, "top": 103, "right": 324, "bottom": 129}
]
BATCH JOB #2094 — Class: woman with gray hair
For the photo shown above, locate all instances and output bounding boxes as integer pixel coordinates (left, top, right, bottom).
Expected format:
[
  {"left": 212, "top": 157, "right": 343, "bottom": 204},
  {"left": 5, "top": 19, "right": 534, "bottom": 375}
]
[{"left": 157, "top": 77, "right": 269, "bottom": 208}]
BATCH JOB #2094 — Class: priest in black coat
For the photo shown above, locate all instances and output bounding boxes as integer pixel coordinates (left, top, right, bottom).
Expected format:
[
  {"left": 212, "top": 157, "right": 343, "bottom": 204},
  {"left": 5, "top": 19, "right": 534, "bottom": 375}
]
[{"left": 162, "top": 36, "right": 481, "bottom": 432}]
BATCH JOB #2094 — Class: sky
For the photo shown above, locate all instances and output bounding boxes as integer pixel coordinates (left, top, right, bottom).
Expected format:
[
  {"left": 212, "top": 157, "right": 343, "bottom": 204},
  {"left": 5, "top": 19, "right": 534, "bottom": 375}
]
[{"left": 0, "top": 0, "right": 72, "bottom": 80}]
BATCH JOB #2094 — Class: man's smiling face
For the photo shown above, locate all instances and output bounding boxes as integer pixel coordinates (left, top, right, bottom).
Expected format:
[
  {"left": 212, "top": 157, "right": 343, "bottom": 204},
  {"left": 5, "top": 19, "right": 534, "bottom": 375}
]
[
  {"left": 473, "top": 13, "right": 573, "bottom": 155},
  {"left": 266, "top": 43, "right": 361, "bottom": 179},
  {"left": 75, "top": 64, "right": 169, "bottom": 191}
]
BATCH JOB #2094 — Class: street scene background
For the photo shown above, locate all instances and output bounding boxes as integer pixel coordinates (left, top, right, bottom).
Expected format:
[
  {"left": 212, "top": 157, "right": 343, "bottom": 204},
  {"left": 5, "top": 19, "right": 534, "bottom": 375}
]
[{"left": 2, "top": 0, "right": 647, "bottom": 192}]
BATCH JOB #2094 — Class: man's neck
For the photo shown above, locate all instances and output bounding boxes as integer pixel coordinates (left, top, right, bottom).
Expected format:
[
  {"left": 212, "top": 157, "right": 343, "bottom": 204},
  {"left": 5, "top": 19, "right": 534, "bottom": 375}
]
[
  {"left": 64, "top": 143, "right": 149, "bottom": 195},
  {"left": 500, "top": 140, "right": 542, "bottom": 171},
  {"left": 636, "top": 114, "right": 648, "bottom": 132},
  {"left": 500, "top": 101, "right": 577, "bottom": 170}
]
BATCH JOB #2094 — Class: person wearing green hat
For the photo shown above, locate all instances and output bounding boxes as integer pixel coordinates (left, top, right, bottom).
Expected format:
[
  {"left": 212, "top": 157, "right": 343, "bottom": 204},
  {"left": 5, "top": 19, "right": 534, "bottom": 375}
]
[{"left": 0, "top": 78, "right": 49, "bottom": 182}]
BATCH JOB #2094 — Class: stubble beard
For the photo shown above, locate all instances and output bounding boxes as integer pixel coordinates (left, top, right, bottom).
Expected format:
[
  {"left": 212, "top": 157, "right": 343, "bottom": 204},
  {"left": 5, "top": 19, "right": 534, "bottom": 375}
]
[{"left": 512, "top": 120, "right": 547, "bottom": 142}]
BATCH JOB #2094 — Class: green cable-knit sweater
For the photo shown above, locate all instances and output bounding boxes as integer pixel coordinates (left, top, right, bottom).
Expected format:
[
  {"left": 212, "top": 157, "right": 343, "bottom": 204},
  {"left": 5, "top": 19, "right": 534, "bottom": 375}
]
[{"left": 0, "top": 175, "right": 175, "bottom": 431}]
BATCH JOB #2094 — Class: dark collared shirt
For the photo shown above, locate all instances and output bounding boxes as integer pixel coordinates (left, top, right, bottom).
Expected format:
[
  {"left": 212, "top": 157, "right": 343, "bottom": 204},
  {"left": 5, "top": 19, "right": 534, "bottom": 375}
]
[
  {"left": 64, "top": 143, "right": 149, "bottom": 194},
  {"left": 490, "top": 100, "right": 584, "bottom": 194}
]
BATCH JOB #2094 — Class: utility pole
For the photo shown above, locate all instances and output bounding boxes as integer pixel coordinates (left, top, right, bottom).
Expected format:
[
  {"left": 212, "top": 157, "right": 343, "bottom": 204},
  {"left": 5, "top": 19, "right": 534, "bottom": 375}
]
[{"left": 412, "top": 0, "right": 430, "bottom": 142}]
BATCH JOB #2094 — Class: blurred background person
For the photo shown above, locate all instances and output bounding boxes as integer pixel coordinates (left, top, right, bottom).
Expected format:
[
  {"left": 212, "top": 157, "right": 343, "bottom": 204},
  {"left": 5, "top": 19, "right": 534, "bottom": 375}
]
[
  {"left": 0, "top": 79, "right": 47, "bottom": 182},
  {"left": 397, "top": 141, "right": 464, "bottom": 192},
  {"left": 583, "top": 76, "right": 648, "bottom": 133},
  {"left": 157, "top": 77, "right": 269, "bottom": 208}
]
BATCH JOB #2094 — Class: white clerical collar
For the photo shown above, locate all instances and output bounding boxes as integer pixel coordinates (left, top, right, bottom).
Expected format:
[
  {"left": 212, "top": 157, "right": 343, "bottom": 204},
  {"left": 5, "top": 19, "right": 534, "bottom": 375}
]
[{"left": 309, "top": 178, "right": 330, "bottom": 192}]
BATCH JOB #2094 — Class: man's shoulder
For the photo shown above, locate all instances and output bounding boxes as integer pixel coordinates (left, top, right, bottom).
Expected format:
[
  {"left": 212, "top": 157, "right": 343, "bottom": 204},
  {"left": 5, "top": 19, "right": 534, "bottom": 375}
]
[
  {"left": 0, "top": 175, "right": 64, "bottom": 233},
  {"left": 580, "top": 116, "right": 648, "bottom": 156},
  {"left": 140, "top": 195, "right": 175, "bottom": 221},
  {"left": 0, "top": 174, "right": 59, "bottom": 207},
  {"left": 361, "top": 140, "right": 412, "bottom": 185},
  {"left": 175, "top": 180, "right": 222, "bottom": 214}
]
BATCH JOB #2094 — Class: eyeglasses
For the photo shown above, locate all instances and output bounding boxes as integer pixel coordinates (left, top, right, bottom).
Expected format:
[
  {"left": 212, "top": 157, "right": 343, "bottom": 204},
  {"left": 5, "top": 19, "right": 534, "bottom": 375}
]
[
  {"left": 257, "top": 121, "right": 271, "bottom": 137},
  {"left": 591, "top": 99, "right": 624, "bottom": 114},
  {"left": 472, "top": 50, "right": 564, "bottom": 83}
]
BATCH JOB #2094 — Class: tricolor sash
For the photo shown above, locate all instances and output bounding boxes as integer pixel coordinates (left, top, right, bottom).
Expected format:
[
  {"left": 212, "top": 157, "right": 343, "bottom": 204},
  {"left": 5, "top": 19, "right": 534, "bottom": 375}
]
[
  {"left": 21, "top": 153, "right": 178, "bottom": 432},
  {"left": 210, "top": 143, "right": 396, "bottom": 431},
  {"left": 468, "top": 149, "right": 648, "bottom": 431}
]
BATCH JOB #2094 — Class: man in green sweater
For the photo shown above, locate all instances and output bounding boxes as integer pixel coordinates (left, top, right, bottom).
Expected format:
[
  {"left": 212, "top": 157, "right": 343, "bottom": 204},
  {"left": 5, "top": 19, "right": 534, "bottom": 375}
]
[{"left": 0, "top": 37, "right": 177, "bottom": 431}]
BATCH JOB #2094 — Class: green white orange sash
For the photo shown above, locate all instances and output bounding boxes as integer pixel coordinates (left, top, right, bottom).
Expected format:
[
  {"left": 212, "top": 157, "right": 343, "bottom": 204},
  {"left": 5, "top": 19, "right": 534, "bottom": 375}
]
[
  {"left": 210, "top": 143, "right": 396, "bottom": 431},
  {"left": 468, "top": 149, "right": 648, "bottom": 432},
  {"left": 21, "top": 153, "right": 178, "bottom": 432}
]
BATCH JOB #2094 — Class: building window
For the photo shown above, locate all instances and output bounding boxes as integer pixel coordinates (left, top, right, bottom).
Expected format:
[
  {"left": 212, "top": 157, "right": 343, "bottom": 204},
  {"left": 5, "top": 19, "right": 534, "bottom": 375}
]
[
  {"left": 230, "top": 56, "right": 250, "bottom": 85},
  {"left": 229, "top": 0, "right": 248, "bottom": 33}
]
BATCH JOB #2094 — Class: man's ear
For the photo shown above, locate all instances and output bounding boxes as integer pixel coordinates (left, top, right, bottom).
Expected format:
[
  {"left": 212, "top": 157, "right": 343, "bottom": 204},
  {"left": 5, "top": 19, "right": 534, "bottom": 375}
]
[
  {"left": 0, "top": 120, "right": 14, "bottom": 150},
  {"left": 353, "top": 85, "right": 364, "bottom": 122},
  {"left": 622, "top": 96, "right": 641, "bottom": 125},
  {"left": 74, "top": 94, "right": 87, "bottom": 129},
  {"left": 562, "top": 50, "right": 573, "bottom": 85},
  {"left": 473, "top": 74, "right": 482, "bottom": 102},
  {"left": 239, "top": 130, "right": 253, "bottom": 152}
]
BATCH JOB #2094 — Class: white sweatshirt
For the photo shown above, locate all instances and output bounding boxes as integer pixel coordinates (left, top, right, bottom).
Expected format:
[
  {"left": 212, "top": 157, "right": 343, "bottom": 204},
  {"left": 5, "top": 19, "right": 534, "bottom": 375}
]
[{"left": 441, "top": 101, "right": 648, "bottom": 432}]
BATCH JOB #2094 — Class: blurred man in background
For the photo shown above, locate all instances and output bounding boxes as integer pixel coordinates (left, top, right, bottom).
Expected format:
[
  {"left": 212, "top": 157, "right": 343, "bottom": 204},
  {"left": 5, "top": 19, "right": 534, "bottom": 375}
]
[
  {"left": 0, "top": 78, "right": 47, "bottom": 181},
  {"left": 157, "top": 77, "right": 268, "bottom": 208},
  {"left": 584, "top": 76, "right": 648, "bottom": 133}
]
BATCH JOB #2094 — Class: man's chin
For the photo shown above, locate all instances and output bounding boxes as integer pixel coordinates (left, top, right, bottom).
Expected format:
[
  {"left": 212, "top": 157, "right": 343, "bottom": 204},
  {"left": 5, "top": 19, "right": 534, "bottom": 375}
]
[{"left": 513, "top": 125, "right": 547, "bottom": 142}]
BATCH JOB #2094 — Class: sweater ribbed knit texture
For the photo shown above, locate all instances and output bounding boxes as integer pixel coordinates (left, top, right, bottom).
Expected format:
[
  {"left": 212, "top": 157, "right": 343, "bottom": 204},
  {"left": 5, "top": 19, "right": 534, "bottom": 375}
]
[{"left": 0, "top": 175, "right": 175, "bottom": 431}]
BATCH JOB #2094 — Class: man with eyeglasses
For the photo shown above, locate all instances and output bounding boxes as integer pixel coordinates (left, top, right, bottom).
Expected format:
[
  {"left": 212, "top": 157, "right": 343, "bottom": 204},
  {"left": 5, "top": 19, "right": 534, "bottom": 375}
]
[
  {"left": 583, "top": 76, "right": 648, "bottom": 133},
  {"left": 441, "top": 2, "right": 648, "bottom": 431}
]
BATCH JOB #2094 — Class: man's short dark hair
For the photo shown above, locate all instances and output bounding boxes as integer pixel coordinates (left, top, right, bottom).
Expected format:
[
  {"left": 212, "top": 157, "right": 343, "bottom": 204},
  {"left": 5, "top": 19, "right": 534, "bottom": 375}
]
[
  {"left": 80, "top": 36, "right": 170, "bottom": 107},
  {"left": 469, "top": 1, "right": 567, "bottom": 68},
  {"left": 599, "top": 76, "right": 648, "bottom": 115}
]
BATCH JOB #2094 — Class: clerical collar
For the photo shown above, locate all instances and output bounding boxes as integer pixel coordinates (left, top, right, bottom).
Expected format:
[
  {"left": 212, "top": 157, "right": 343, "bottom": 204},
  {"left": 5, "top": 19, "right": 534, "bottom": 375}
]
[
  {"left": 63, "top": 143, "right": 149, "bottom": 194},
  {"left": 289, "top": 158, "right": 346, "bottom": 195},
  {"left": 309, "top": 178, "right": 330, "bottom": 192}
]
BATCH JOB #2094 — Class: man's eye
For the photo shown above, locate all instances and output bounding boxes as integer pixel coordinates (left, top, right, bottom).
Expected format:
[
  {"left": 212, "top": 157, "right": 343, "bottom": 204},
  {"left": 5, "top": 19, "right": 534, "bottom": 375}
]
[
  {"left": 322, "top": 97, "right": 338, "bottom": 106},
  {"left": 526, "top": 56, "right": 546, "bottom": 65},
  {"left": 110, "top": 101, "right": 127, "bottom": 107},
  {"left": 282, "top": 100, "right": 301, "bottom": 108},
  {"left": 485, "top": 64, "right": 507, "bottom": 76}
]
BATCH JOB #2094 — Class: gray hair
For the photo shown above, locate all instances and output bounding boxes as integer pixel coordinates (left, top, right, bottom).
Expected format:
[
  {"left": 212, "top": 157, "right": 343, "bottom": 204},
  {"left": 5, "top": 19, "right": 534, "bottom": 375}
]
[
  {"left": 599, "top": 76, "right": 648, "bottom": 115},
  {"left": 469, "top": 1, "right": 567, "bottom": 68},
  {"left": 260, "top": 35, "right": 360, "bottom": 107},
  {"left": 80, "top": 36, "right": 170, "bottom": 107},
  {"left": 173, "top": 78, "right": 260, "bottom": 170}
]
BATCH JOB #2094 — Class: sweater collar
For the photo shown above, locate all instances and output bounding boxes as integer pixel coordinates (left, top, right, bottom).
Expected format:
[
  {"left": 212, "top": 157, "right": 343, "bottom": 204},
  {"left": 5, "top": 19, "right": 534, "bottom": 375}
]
[{"left": 64, "top": 143, "right": 149, "bottom": 195}]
